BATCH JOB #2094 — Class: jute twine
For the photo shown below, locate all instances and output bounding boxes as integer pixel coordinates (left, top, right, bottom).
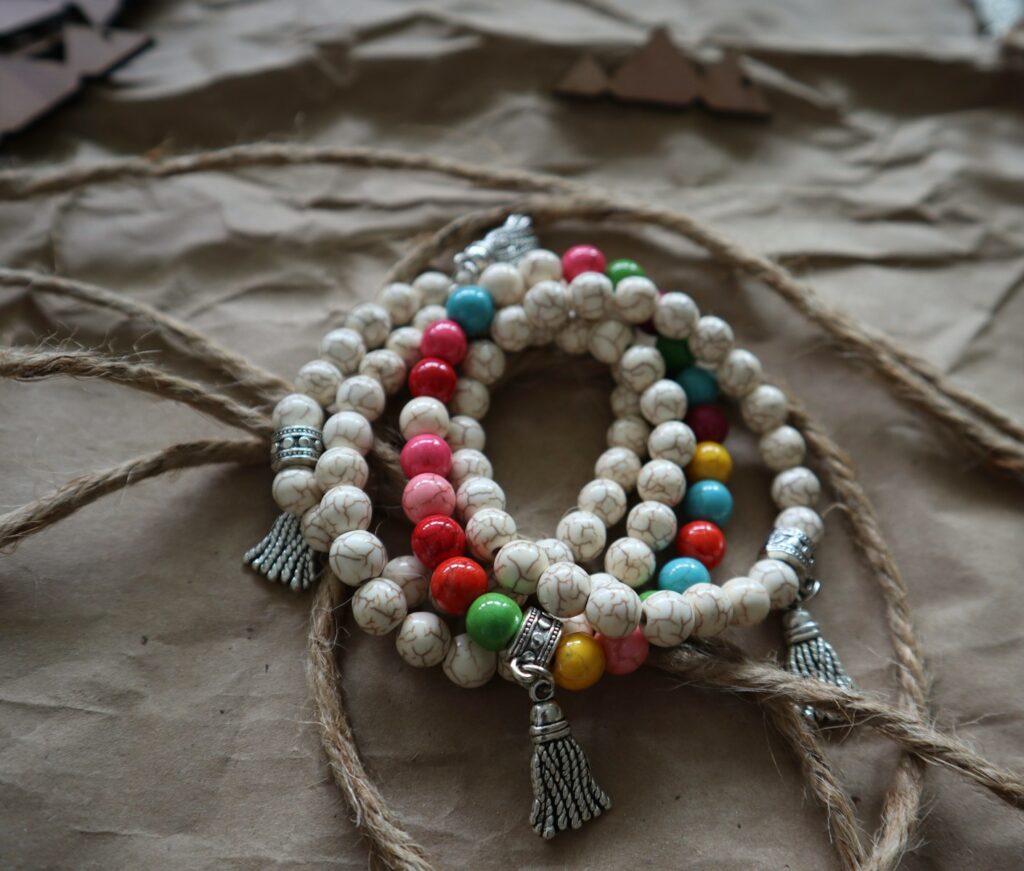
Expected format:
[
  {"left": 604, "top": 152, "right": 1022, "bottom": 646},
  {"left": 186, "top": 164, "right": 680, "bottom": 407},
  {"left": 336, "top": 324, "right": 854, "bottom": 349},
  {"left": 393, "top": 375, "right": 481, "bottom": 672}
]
[{"left": 1, "top": 147, "right": 1023, "bottom": 871}]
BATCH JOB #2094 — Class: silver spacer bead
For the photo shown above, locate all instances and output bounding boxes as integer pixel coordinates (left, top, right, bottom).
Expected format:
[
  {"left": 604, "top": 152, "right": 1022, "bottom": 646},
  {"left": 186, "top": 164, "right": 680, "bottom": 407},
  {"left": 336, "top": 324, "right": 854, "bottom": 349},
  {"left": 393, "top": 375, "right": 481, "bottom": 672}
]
[
  {"left": 507, "top": 607, "right": 563, "bottom": 674},
  {"left": 761, "top": 527, "right": 816, "bottom": 578},
  {"left": 453, "top": 213, "right": 538, "bottom": 284},
  {"left": 271, "top": 425, "right": 324, "bottom": 472}
]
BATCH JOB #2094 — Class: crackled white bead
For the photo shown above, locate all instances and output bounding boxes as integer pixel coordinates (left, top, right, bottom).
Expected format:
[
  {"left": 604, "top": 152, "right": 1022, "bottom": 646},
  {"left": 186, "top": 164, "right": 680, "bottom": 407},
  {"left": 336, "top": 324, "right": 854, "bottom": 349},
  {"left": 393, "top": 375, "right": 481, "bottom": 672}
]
[
  {"left": 273, "top": 393, "right": 324, "bottom": 430},
  {"left": 493, "top": 540, "right": 549, "bottom": 595},
  {"left": 722, "top": 577, "right": 771, "bottom": 627},
  {"left": 618, "top": 346, "right": 666, "bottom": 393},
  {"left": 413, "top": 271, "right": 453, "bottom": 307},
  {"left": 272, "top": 468, "right": 321, "bottom": 515},
  {"left": 748, "top": 559, "right": 800, "bottom": 609},
  {"left": 446, "top": 414, "right": 485, "bottom": 452},
  {"left": 641, "top": 590, "right": 695, "bottom": 647},
  {"left": 385, "top": 326, "right": 423, "bottom": 368},
  {"left": 653, "top": 292, "right": 700, "bottom": 339},
  {"left": 577, "top": 478, "right": 628, "bottom": 526},
  {"left": 614, "top": 276, "right": 659, "bottom": 324},
  {"left": 555, "top": 319, "right": 591, "bottom": 355},
  {"left": 607, "top": 416, "right": 650, "bottom": 456},
  {"left": 480, "top": 262, "right": 526, "bottom": 307},
  {"left": 383, "top": 555, "right": 430, "bottom": 608},
  {"left": 518, "top": 248, "right": 562, "bottom": 287},
  {"left": 322, "top": 411, "right": 373, "bottom": 455},
  {"left": 412, "top": 304, "right": 448, "bottom": 331},
  {"left": 535, "top": 538, "right": 574, "bottom": 566},
  {"left": 741, "top": 384, "right": 788, "bottom": 434},
  {"left": 537, "top": 561, "right": 591, "bottom": 618},
  {"left": 626, "top": 501, "right": 677, "bottom": 551},
  {"left": 775, "top": 506, "right": 825, "bottom": 544},
  {"left": 465, "top": 508, "right": 516, "bottom": 561},
  {"left": 611, "top": 384, "right": 641, "bottom": 418},
  {"left": 335, "top": 375, "right": 386, "bottom": 421},
  {"left": 588, "top": 319, "right": 635, "bottom": 364},
  {"left": 717, "top": 349, "right": 762, "bottom": 399},
  {"left": 315, "top": 446, "right": 369, "bottom": 490},
  {"left": 396, "top": 611, "right": 451, "bottom": 668},
  {"left": 771, "top": 466, "right": 821, "bottom": 509},
  {"left": 456, "top": 476, "right": 506, "bottom": 520},
  {"left": 352, "top": 577, "right": 408, "bottom": 636},
  {"left": 585, "top": 581, "right": 641, "bottom": 639},
  {"left": 637, "top": 459, "right": 686, "bottom": 506},
  {"left": 329, "top": 530, "right": 387, "bottom": 587},
  {"left": 319, "top": 484, "right": 372, "bottom": 536},
  {"left": 556, "top": 510, "right": 607, "bottom": 562},
  {"left": 760, "top": 425, "right": 806, "bottom": 472},
  {"left": 295, "top": 360, "right": 343, "bottom": 407},
  {"left": 640, "top": 379, "right": 687, "bottom": 426},
  {"left": 561, "top": 614, "right": 595, "bottom": 636},
  {"left": 344, "top": 302, "right": 391, "bottom": 349},
  {"left": 443, "top": 634, "right": 497, "bottom": 688},
  {"left": 569, "top": 271, "right": 613, "bottom": 320},
  {"left": 449, "top": 449, "right": 493, "bottom": 489},
  {"left": 524, "top": 279, "right": 570, "bottom": 331},
  {"left": 358, "top": 349, "right": 406, "bottom": 395},
  {"left": 684, "top": 583, "right": 733, "bottom": 638},
  {"left": 604, "top": 537, "right": 656, "bottom": 588},
  {"left": 588, "top": 572, "right": 620, "bottom": 594},
  {"left": 399, "top": 396, "right": 449, "bottom": 439},
  {"left": 689, "top": 316, "right": 734, "bottom": 364},
  {"left": 450, "top": 377, "right": 490, "bottom": 419},
  {"left": 462, "top": 340, "right": 506, "bottom": 385},
  {"left": 594, "top": 447, "right": 642, "bottom": 490},
  {"left": 490, "top": 305, "right": 532, "bottom": 352},
  {"left": 319, "top": 327, "right": 366, "bottom": 375},
  {"left": 530, "top": 324, "right": 557, "bottom": 348},
  {"left": 376, "top": 282, "right": 421, "bottom": 327},
  {"left": 648, "top": 420, "right": 697, "bottom": 466},
  {"left": 301, "top": 505, "right": 333, "bottom": 553}
]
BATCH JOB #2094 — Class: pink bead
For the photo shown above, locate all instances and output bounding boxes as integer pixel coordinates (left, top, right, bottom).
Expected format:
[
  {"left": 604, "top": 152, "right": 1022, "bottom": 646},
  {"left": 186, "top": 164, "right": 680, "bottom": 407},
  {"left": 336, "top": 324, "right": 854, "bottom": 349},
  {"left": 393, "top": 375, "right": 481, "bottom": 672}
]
[
  {"left": 421, "top": 319, "right": 467, "bottom": 366},
  {"left": 596, "top": 628, "right": 650, "bottom": 675},
  {"left": 402, "top": 473, "right": 456, "bottom": 523},
  {"left": 562, "top": 244, "right": 607, "bottom": 282},
  {"left": 401, "top": 434, "right": 453, "bottom": 478}
]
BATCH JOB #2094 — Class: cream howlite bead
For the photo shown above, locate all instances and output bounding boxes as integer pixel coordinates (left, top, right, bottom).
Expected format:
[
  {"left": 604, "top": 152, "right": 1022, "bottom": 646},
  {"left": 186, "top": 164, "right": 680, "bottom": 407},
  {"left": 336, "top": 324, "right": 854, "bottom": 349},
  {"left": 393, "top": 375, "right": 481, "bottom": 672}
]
[
  {"left": 518, "top": 248, "right": 563, "bottom": 287},
  {"left": 529, "top": 323, "right": 558, "bottom": 348},
  {"left": 588, "top": 318, "right": 634, "bottom": 364},
  {"left": 717, "top": 349, "right": 763, "bottom": 399},
  {"left": 412, "top": 304, "right": 449, "bottom": 331},
  {"left": 555, "top": 318, "right": 591, "bottom": 355},
  {"left": 449, "top": 448, "right": 493, "bottom": 489},
  {"left": 604, "top": 537, "right": 656, "bottom": 588},
  {"left": 535, "top": 537, "right": 574, "bottom": 566},
  {"left": 272, "top": 468, "right": 321, "bottom": 515},
  {"left": 607, "top": 415, "right": 650, "bottom": 456},
  {"left": 465, "top": 508, "right": 517, "bottom": 561},
  {"left": 273, "top": 393, "right": 324, "bottom": 430},
  {"left": 626, "top": 501, "right": 678, "bottom": 551},
  {"left": 315, "top": 446, "right": 369, "bottom": 490},
  {"left": 610, "top": 384, "right": 642, "bottom": 418},
  {"left": 344, "top": 302, "right": 391, "bottom": 349},
  {"left": 319, "top": 484, "right": 372, "bottom": 537},
  {"left": 774, "top": 506, "right": 825, "bottom": 544},
  {"left": 295, "top": 359, "right": 343, "bottom": 407},
  {"left": 618, "top": 345, "right": 666, "bottom": 393},
  {"left": 759, "top": 425, "right": 806, "bottom": 472},
  {"left": 358, "top": 348, "right": 406, "bottom": 395},
  {"left": 561, "top": 613, "right": 595, "bottom": 636},
  {"left": 319, "top": 327, "right": 366, "bottom": 375},
  {"left": 609, "top": 357, "right": 627, "bottom": 385},
  {"left": 462, "top": 340, "right": 506, "bottom": 385},
  {"left": 443, "top": 634, "right": 497, "bottom": 688},
  {"left": 569, "top": 271, "right": 613, "bottom": 321},
  {"left": 383, "top": 555, "right": 431, "bottom": 607},
  {"left": 352, "top": 577, "right": 408, "bottom": 636},
  {"left": 741, "top": 384, "right": 788, "bottom": 434},
  {"left": 647, "top": 420, "right": 697, "bottom": 467},
  {"left": 594, "top": 447, "right": 642, "bottom": 490},
  {"left": 653, "top": 292, "right": 700, "bottom": 339},
  {"left": 480, "top": 262, "right": 526, "bottom": 307},
  {"left": 640, "top": 379, "right": 687, "bottom": 426},
  {"left": 413, "top": 271, "right": 453, "bottom": 307},
  {"left": 456, "top": 476, "right": 506, "bottom": 520},
  {"left": 613, "top": 276, "right": 659, "bottom": 324},
  {"left": 329, "top": 530, "right": 387, "bottom": 587},
  {"left": 493, "top": 539, "right": 549, "bottom": 595},
  {"left": 588, "top": 572, "right": 620, "bottom": 594},
  {"left": 399, "top": 396, "right": 449, "bottom": 439},
  {"left": 450, "top": 377, "right": 490, "bottom": 419},
  {"left": 335, "top": 375, "right": 386, "bottom": 421},
  {"left": 385, "top": 326, "right": 423, "bottom": 368},
  {"left": 637, "top": 458, "right": 686, "bottom": 506},
  {"left": 301, "top": 505, "right": 333, "bottom": 553},
  {"left": 771, "top": 466, "right": 821, "bottom": 509},
  {"left": 322, "top": 410, "right": 374, "bottom": 454},
  {"left": 537, "top": 561, "right": 592, "bottom": 618},
  {"left": 446, "top": 414, "right": 485, "bottom": 452},
  {"left": 396, "top": 611, "right": 451, "bottom": 668},
  {"left": 722, "top": 577, "right": 771, "bottom": 627},
  {"left": 376, "top": 282, "right": 421, "bottom": 327},
  {"left": 556, "top": 510, "right": 607, "bottom": 562},
  {"left": 684, "top": 583, "right": 733, "bottom": 638},
  {"left": 748, "top": 559, "right": 800, "bottom": 609},
  {"left": 689, "top": 315, "right": 734, "bottom": 364},
  {"left": 577, "top": 478, "right": 628, "bottom": 526},
  {"left": 523, "top": 279, "right": 570, "bottom": 331},
  {"left": 641, "top": 590, "right": 695, "bottom": 648},
  {"left": 490, "top": 305, "right": 533, "bottom": 352},
  {"left": 585, "top": 581, "right": 642, "bottom": 639}
]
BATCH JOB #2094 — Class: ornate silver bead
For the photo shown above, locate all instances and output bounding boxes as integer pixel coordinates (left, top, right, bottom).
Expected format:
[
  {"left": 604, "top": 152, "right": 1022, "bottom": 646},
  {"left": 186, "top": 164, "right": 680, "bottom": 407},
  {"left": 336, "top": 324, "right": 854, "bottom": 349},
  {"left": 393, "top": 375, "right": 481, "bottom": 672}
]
[
  {"left": 761, "top": 526, "right": 816, "bottom": 578},
  {"left": 454, "top": 213, "right": 538, "bottom": 284},
  {"left": 271, "top": 425, "right": 324, "bottom": 472},
  {"left": 508, "top": 607, "right": 563, "bottom": 674}
]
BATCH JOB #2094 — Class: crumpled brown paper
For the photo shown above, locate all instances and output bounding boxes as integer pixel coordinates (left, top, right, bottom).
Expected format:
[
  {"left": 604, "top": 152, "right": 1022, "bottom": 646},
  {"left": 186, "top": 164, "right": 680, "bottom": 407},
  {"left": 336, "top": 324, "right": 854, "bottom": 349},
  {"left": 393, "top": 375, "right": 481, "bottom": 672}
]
[{"left": 1, "top": 2, "right": 1023, "bottom": 869}]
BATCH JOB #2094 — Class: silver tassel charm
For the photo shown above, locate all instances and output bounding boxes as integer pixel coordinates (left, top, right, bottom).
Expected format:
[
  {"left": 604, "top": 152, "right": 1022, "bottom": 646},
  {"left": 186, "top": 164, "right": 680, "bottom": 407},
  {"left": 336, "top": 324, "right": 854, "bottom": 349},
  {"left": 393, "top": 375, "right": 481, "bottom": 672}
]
[
  {"left": 244, "top": 512, "right": 320, "bottom": 592},
  {"left": 783, "top": 605, "right": 854, "bottom": 723}
]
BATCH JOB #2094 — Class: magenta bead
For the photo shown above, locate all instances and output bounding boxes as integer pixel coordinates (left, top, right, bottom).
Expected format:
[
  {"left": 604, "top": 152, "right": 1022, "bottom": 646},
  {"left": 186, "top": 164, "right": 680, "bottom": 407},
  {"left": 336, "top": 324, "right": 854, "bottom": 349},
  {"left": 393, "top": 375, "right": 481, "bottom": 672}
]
[
  {"left": 400, "top": 434, "right": 453, "bottom": 478},
  {"left": 420, "top": 319, "right": 467, "bottom": 366},
  {"left": 596, "top": 628, "right": 650, "bottom": 675},
  {"left": 562, "top": 244, "right": 607, "bottom": 282},
  {"left": 685, "top": 404, "right": 730, "bottom": 443},
  {"left": 402, "top": 473, "right": 456, "bottom": 524}
]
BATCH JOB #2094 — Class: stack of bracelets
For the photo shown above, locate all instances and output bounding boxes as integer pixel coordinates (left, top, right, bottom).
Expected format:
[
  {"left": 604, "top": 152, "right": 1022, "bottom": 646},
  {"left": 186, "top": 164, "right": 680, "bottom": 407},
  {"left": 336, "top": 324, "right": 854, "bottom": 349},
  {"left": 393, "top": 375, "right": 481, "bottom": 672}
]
[{"left": 246, "top": 215, "right": 850, "bottom": 839}]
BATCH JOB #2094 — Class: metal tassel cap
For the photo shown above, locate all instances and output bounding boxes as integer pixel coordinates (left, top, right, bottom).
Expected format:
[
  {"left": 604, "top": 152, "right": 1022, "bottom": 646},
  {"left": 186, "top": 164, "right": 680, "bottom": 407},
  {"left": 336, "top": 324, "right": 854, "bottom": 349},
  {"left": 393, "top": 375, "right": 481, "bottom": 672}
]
[{"left": 761, "top": 527, "right": 816, "bottom": 578}]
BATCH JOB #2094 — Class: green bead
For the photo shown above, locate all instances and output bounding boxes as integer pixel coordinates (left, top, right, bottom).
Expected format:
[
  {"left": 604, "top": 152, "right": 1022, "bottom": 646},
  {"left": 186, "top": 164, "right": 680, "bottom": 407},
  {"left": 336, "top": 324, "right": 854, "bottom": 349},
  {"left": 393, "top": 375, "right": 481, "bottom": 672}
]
[
  {"left": 607, "top": 258, "right": 645, "bottom": 286},
  {"left": 466, "top": 592, "right": 523, "bottom": 651},
  {"left": 656, "top": 336, "right": 694, "bottom": 375},
  {"left": 639, "top": 590, "right": 659, "bottom": 602}
]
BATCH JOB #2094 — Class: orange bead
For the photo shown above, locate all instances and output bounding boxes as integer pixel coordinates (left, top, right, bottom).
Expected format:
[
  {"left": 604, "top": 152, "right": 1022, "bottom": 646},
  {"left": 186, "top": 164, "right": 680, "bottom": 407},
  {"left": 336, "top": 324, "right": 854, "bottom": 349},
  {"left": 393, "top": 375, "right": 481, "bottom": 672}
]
[
  {"left": 686, "top": 441, "right": 733, "bottom": 483},
  {"left": 552, "top": 632, "right": 605, "bottom": 691}
]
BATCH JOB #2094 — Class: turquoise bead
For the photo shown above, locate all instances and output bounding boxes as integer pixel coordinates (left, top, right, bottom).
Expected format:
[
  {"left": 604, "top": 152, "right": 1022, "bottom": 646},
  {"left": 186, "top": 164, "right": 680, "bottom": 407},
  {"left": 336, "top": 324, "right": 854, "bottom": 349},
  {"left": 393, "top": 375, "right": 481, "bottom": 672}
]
[
  {"left": 656, "top": 336, "right": 694, "bottom": 376},
  {"left": 657, "top": 558, "right": 711, "bottom": 593},
  {"left": 466, "top": 592, "right": 523, "bottom": 651},
  {"left": 676, "top": 366, "right": 719, "bottom": 405},
  {"left": 681, "top": 480, "right": 733, "bottom": 526},
  {"left": 446, "top": 285, "right": 495, "bottom": 337},
  {"left": 607, "top": 258, "right": 645, "bottom": 286}
]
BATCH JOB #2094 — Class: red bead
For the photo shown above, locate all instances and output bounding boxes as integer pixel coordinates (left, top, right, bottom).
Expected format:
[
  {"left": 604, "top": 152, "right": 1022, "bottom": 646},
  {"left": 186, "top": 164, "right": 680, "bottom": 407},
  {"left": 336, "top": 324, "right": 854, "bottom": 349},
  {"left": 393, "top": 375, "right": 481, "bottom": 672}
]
[
  {"left": 408, "top": 357, "right": 457, "bottom": 403},
  {"left": 675, "top": 520, "right": 726, "bottom": 569},
  {"left": 412, "top": 514, "right": 466, "bottom": 568},
  {"left": 400, "top": 433, "right": 452, "bottom": 478},
  {"left": 596, "top": 629, "right": 650, "bottom": 675},
  {"left": 421, "top": 319, "right": 467, "bottom": 365},
  {"left": 430, "top": 556, "right": 488, "bottom": 615},
  {"left": 685, "top": 404, "right": 730, "bottom": 443},
  {"left": 562, "top": 244, "right": 607, "bottom": 282}
]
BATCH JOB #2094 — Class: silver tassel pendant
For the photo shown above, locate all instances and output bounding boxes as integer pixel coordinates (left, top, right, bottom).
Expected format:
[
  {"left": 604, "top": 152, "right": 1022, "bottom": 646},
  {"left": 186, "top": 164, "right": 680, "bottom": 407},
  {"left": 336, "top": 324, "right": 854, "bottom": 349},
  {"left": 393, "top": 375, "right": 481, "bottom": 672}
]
[
  {"left": 783, "top": 605, "right": 854, "bottom": 724},
  {"left": 244, "top": 512, "right": 321, "bottom": 592}
]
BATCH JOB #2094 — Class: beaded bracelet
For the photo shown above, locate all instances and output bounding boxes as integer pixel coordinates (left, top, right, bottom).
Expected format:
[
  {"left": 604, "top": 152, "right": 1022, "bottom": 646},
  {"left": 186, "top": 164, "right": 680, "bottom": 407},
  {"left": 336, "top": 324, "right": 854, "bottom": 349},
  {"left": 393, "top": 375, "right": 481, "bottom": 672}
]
[{"left": 246, "top": 215, "right": 851, "bottom": 838}]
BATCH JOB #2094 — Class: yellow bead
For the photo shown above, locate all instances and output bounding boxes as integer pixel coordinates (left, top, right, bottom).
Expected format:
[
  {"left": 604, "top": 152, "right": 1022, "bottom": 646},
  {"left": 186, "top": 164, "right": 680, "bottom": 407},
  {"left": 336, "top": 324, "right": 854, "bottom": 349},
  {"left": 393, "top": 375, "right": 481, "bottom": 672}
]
[
  {"left": 686, "top": 441, "right": 733, "bottom": 483},
  {"left": 552, "top": 632, "right": 605, "bottom": 691}
]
